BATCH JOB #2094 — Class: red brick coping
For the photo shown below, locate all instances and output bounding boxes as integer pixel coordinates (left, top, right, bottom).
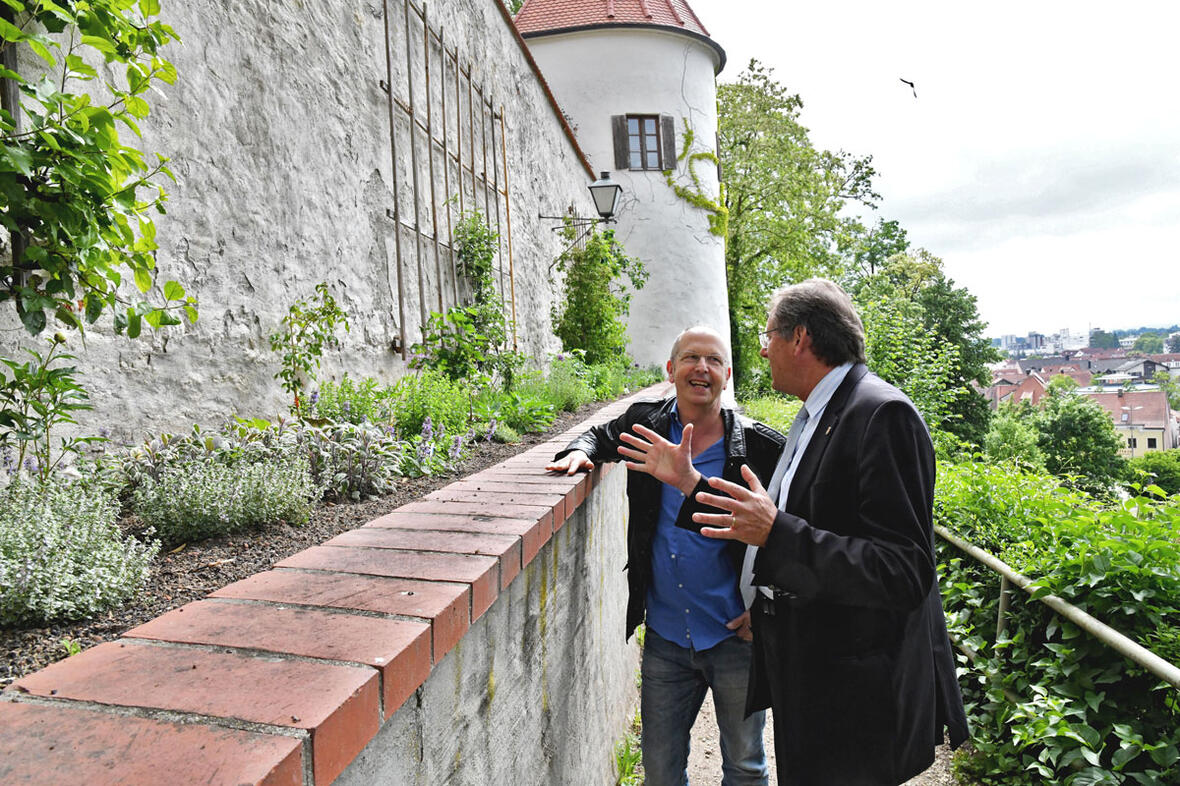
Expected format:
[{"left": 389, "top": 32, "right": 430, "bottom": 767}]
[{"left": 0, "top": 384, "right": 668, "bottom": 784}]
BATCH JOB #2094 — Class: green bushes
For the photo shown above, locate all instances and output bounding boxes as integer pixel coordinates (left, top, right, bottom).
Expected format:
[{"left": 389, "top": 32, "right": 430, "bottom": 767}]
[
  {"left": 389, "top": 370, "right": 471, "bottom": 438},
  {"left": 1128, "top": 450, "right": 1180, "bottom": 496},
  {"left": 936, "top": 460, "right": 1180, "bottom": 785},
  {"left": 1, "top": 349, "right": 664, "bottom": 630},
  {"left": 311, "top": 375, "right": 388, "bottom": 424},
  {"left": 0, "top": 482, "right": 158, "bottom": 626},
  {"left": 132, "top": 458, "right": 317, "bottom": 545}
]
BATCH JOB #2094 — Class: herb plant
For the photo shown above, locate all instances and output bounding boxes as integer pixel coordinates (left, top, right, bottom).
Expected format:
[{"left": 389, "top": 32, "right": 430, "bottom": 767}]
[{"left": 0, "top": 481, "right": 158, "bottom": 626}]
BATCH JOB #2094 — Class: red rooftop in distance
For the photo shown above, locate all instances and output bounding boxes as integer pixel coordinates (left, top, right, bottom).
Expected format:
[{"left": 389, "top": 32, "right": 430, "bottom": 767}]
[{"left": 514, "top": 0, "right": 712, "bottom": 38}]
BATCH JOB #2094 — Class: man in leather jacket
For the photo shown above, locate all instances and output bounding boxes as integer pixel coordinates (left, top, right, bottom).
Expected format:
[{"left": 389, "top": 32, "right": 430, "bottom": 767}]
[{"left": 548, "top": 326, "right": 785, "bottom": 786}]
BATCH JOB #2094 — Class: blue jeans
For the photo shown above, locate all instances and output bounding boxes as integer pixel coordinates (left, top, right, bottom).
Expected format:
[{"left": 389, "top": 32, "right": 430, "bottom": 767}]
[{"left": 640, "top": 630, "right": 768, "bottom": 786}]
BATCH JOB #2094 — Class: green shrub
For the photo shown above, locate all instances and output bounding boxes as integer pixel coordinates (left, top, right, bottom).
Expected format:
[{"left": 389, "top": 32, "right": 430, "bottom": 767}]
[
  {"left": 311, "top": 375, "right": 389, "bottom": 424},
  {"left": 132, "top": 458, "right": 317, "bottom": 544},
  {"left": 937, "top": 460, "right": 1180, "bottom": 785},
  {"left": 475, "top": 388, "right": 555, "bottom": 434},
  {"left": 0, "top": 481, "right": 159, "bottom": 627},
  {"left": 1127, "top": 451, "right": 1180, "bottom": 496},
  {"left": 542, "top": 355, "right": 598, "bottom": 412},
  {"left": 389, "top": 370, "right": 471, "bottom": 438},
  {"left": 552, "top": 228, "right": 647, "bottom": 365},
  {"left": 294, "top": 421, "right": 403, "bottom": 501}
]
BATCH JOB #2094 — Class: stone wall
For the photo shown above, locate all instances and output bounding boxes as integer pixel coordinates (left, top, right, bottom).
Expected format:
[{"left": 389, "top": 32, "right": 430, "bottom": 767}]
[{"left": 1, "top": 0, "right": 595, "bottom": 442}]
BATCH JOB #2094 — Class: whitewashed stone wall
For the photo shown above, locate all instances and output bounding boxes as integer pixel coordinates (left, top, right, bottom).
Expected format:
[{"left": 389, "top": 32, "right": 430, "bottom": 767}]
[{"left": 1, "top": 0, "right": 596, "bottom": 441}]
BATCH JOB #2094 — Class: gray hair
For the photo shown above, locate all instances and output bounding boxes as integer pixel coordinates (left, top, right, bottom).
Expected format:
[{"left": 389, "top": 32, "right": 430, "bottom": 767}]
[{"left": 768, "top": 279, "right": 866, "bottom": 366}]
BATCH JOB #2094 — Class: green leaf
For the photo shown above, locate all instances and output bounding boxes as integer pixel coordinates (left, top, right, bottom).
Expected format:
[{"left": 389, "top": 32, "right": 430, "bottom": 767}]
[
  {"left": 184, "top": 304, "right": 198, "bottom": 323},
  {"left": 3, "top": 144, "right": 34, "bottom": 176},
  {"left": 1149, "top": 744, "right": 1179, "bottom": 767},
  {"left": 54, "top": 305, "right": 82, "bottom": 330},
  {"left": 163, "top": 280, "right": 185, "bottom": 301},
  {"left": 1112, "top": 744, "right": 1141, "bottom": 769},
  {"left": 79, "top": 34, "right": 118, "bottom": 57},
  {"left": 133, "top": 267, "right": 152, "bottom": 292},
  {"left": 126, "top": 310, "right": 142, "bottom": 338},
  {"left": 0, "top": 15, "right": 24, "bottom": 42},
  {"left": 19, "top": 306, "right": 46, "bottom": 335},
  {"left": 25, "top": 35, "right": 55, "bottom": 65},
  {"left": 84, "top": 295, "right": 103, "bottom": 324}
]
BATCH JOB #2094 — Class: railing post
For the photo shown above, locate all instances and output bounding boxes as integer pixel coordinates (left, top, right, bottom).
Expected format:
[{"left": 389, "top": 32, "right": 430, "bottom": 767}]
[{"left": 996, "top": 574, "right": 1011, "bottom": 643}]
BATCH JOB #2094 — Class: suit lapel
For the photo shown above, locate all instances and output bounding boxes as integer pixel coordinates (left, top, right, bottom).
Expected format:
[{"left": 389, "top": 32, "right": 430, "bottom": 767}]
[{"left": 785, "top": 364, "right": 868, "bottom": 511}]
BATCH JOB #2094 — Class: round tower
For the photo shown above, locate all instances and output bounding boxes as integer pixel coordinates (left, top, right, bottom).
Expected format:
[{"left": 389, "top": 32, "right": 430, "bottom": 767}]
[{"left": 516, "top": 0, "right": 730, "bottom": 369}]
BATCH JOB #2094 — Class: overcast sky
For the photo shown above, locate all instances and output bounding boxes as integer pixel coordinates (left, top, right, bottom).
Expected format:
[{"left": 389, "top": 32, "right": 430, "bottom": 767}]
[{"left": 689, "top": 0, "right": 1180, "bottom": 338}]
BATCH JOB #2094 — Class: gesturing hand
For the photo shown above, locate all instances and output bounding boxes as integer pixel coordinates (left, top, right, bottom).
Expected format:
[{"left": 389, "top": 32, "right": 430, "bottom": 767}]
[
  {"left": 693, "top": 464, "right": 779, "bottom": 547},
  {"left": 617, "top": 423, "right": 700, "bottom": 496}
]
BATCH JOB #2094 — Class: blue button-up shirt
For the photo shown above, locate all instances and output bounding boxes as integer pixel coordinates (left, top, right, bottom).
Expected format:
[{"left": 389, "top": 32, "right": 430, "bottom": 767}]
[{"left": 645, "top": 407, "right": 742, "bottom": 651}]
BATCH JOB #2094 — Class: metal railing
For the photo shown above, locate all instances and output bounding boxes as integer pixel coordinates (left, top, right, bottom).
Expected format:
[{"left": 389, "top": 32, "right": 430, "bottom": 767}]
[{"left": 935, "top": 524, "right": 1180, "bottom": 691}]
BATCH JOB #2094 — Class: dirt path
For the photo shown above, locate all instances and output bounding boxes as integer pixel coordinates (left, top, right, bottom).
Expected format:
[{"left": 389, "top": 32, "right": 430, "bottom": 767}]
[{"left": 687, "top": 691, "right": 957, "bottom": 784}]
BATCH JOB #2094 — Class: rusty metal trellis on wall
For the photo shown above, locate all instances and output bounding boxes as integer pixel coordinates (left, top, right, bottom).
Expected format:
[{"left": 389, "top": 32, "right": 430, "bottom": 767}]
[{"left": 380, "top": 0, "right": 517, "bottom": 360}]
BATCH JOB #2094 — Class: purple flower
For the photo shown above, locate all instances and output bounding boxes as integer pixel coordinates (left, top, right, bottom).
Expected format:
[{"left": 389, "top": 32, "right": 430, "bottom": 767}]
[
  {"left": 421, "top": 416, "right": 433, "bottom": 441},
  {"left": 449, "top": 434, "right": 464, "bottom": 461},
  {"left": 417, "top": 437, "right": 434, "bottom": 461},
  {"left": 310, "top": 390, "right": 320, "bottom": 405}
]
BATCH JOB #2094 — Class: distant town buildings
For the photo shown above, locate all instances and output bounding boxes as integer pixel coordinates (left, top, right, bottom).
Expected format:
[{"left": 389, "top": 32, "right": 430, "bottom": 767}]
[{"left": 983, "top": 347, "right": 1180, "bottom": 456}]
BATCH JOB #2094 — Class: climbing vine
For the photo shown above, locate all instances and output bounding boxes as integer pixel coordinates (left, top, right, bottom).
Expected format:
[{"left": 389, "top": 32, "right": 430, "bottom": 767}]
[{"left": 663, "top": 118, "right": 728, "bottom": 238}]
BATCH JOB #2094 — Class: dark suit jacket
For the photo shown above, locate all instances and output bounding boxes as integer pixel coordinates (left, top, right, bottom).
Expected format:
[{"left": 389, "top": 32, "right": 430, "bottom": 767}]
[{"left": 689, "top": 364, "right": 969, "bottom": 784}]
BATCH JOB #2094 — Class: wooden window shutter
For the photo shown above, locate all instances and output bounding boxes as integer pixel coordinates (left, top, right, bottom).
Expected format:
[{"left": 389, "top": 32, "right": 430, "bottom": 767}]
[
  {"left": 659, "top": 114, "right": 677, "bottom": 170},
  {"left": 611, "top": 115, "right": 629, "bottom": 170}
]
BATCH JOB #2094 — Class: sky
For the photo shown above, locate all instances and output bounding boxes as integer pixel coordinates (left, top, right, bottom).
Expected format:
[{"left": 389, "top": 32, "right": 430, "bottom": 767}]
[{"left": 688, "top": 0, "right": 1180, "bottom": 338}]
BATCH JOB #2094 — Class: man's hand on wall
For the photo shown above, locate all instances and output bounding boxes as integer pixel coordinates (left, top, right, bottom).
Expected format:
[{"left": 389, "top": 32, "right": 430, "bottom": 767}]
[{"left": 546, "top": 450, "right": 594, "bottom": 475}]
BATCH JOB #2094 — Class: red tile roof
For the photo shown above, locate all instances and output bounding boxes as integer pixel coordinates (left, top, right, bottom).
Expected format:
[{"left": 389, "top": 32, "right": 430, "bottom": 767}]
[
  {"left": 515, "top": 0, "right": 712, "bottom": 39},
  {"left": 1087, "top": 390, "right": 1172, "bottom": 429}
]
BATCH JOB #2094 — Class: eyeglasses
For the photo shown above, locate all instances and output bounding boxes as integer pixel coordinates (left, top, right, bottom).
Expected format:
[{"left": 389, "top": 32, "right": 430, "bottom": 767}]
[{"left": 759, "top": 328, "right": 781, "bottom": 351}]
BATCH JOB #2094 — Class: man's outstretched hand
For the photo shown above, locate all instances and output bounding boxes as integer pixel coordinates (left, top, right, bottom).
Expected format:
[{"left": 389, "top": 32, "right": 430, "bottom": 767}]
[
  {"left": 693, "top": 464, "right": 778, "bottom": 547},
  {"left": 616, "top": 423, "right": 701, "bottom": 496}
]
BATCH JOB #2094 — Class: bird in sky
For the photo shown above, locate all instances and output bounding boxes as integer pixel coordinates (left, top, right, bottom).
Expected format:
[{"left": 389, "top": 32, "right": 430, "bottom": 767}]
[{"left": 899, "top": 78, "right": 917, "bottom": 98}]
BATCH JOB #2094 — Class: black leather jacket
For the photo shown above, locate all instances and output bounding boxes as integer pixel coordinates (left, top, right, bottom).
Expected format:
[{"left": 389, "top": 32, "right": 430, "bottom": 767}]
[{"left": 555, "top": 397, "right": 787, "bottom": 640}]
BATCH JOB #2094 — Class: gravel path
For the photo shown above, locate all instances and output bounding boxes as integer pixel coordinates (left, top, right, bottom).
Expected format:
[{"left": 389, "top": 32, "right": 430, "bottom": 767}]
[{"left": 687, "top": 693, "right": 958, "bottom": 784}]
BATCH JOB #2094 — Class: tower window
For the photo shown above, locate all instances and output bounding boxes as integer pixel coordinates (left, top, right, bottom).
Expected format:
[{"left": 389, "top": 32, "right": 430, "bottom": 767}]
[
  {"left": 611, "top": 114, "right": 676, "bottom": 171},
  {"left": 627, "top": 115, "right": 662, "bottom": 170}
]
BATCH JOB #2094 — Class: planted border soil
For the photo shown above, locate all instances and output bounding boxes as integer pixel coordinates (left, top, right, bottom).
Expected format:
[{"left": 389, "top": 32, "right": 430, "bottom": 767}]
[{"left": 2, "top": 401, "right": 608, "bottom": 689}]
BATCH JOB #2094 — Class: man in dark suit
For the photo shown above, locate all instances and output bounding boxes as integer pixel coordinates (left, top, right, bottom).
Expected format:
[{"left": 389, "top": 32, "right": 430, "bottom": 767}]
[{"left": 623, "top": 280, "right": 969, "bottom": 784}]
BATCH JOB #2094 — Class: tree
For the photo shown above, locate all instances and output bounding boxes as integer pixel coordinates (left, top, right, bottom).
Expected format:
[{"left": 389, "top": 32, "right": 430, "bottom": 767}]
[
  {"left": 1032, "top": 390, "right": 1126, "bottom": 495},
  {"left": 1151, "top": 370, "right": 1180, "bottom": 411},
  {"left": 860, "top": 295, "right": 965, "bottom": 455},
  {"left": 1133, "top": 332, "right": 1164, "bottom": 354},
  {"left": 718, "top": 60, "right": 877, "bottom": 393},
  {"left": 1126, "top": 451, "right": 1180, "bottom": 496},
  {"left": 1, "top": 0, "right": 195, "bottom": 338},
  {"left": 983, "top": 401, "right": 1044, "bottom": 470},
  {"left": 552, "top": 228, "right": 647, "bottom": 366},
  {"left": 1167, "top": 333, "right": 1180, "bottom": 353},
  {"left": 1090, "top": 329, "right": 1119, "bottom": 349},
  {"left": 852, "top": 250, "right": 999, "bottom": 446},
  {"left": 840, "top": 217, "right": 909, "bottom": 280}
]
